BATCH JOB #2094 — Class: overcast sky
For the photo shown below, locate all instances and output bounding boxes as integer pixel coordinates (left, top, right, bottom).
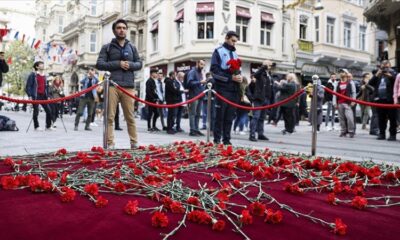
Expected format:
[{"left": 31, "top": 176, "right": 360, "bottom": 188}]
[{"left": 0, "top": 0, "right": 36, "bottom": 37}]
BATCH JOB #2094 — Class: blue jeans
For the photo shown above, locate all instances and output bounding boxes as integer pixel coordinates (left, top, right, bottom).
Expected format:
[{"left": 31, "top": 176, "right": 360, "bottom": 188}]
[
  {"left": 233, "top": 109, "right": 248, "bottom": 131},
  {"left": 189, "top": 99, "right": 202, "bottom": 132},
  {"left": 325, "top": 101, "right": 335, "bottom": 127},
  {"left": 250, "top": 99, "right": 270, "bottom": 137}
]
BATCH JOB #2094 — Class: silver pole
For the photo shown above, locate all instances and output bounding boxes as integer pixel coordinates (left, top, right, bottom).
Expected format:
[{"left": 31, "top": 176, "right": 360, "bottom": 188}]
[
  {"left": 103, "top": 72, "right": 111, "bottom": 149},
  {"left": 311, "top": 75, "right": 319, "bottom": 156},
  {"left": 206, "top": 83, "right": 212, "bottom": 143}
]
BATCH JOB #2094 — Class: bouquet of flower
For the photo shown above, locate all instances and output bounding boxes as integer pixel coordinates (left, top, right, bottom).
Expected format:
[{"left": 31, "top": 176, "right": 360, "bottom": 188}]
[{"left": 227, "top": 58, "right": 242, "bottom": 75}]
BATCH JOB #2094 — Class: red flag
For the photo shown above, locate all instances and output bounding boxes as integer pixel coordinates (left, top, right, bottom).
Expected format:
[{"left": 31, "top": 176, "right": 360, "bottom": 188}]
[
  {"left": 33, "top": 40, "right": 41, "bottom": 49},
  {"left": 7, "top": 56, "right": 12, "bottom": 65},
  {"left": 0, "top": 28, "right": 8, "bottom": 42}
]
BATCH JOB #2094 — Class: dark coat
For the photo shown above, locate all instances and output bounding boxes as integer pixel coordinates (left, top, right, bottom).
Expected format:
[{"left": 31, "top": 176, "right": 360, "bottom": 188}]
[
  {"left": 0, "top": 59, "right": 9, "bottom": 87},
  {"left": 145, "top": 78, "right": 159, "bottom": 103},
  {"left": 369, "top": 72, "right": 396, "bottom": 103},
  {"left": 277, "top": 81, "right": 297, "bottom": 108},
  {"left": 246, "top": 66, "right": 273, "bottom": 102},
  {"left": 164, "top": 77, "right": 182, "bottom": 104},
  {"left": 25, "top": 72, "right": 49, "bottom": 99}
]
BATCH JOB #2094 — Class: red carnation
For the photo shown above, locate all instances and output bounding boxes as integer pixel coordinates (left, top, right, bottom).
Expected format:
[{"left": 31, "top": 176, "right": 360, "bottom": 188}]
[
  {"left": 47, "top": 171, "right": 58, "bottom": 180},
  {"left": 60, "top": 172, "right": 69, "bottom": 185},
  {"left": 227, "top": 59, "right": 242, "bottom": 75},
  {"left": 95, "top": 196, "right": 108, "bottom": 208},
  {"left": 3, "top": 157, "right": 14, "bottom": 166},
  {"left": 56, "top": 148, "right": 67, "bottom": 155},
  {"left": 187, "top": 196, "right": 200, "bottom": 206},
  {"left": 334, "top": 218, "right": 347, "bottom": 235},
  {"left": 151, "top": 211, "right": 169, "bottom": 228},
  {"left": 170, "top": 201, "right": 185, "bottom": 214},
  {"left": 162, "top": 196, "right": 173, "bottom": 209},
  {"left": 240, "top": 209, "right": 253, "bottom": 225},
  {"left": 212, "top": 172, "right": 222, "bottom": 181},
  {"left": 351, "top": 196, "right": 368, "bottom": 210},
  {"left": 212, "top": 219, "right": 226, "bottom": 231},
  {"left": 327, "top": 193, "right": 337, "bottom": 205},
  {"left": 114, "top": 182, "right": 127, "bottom": 192},
  {"left": 264, "top": 209, "right": 283, "bottom": 224},
  {"left": 124, "top": 200, "right": 139, "bottom": 215},
  {"left": 84, "top": 183, "right": 99, "bottom": 196},
  {"left": 60, "top": 187, "right": 76, "bottom": 203},
  {"left": 188, "top": 210, "right": 212, "bottom": 224},
  {"left": 249, "top": 201, "right": 266, "bottom": 216},
  {"left": 232, "top": 179, "right": 242, "bottom": 188},
  {"left": 1, "top": 176, "right": 19, "bottom": 189}
]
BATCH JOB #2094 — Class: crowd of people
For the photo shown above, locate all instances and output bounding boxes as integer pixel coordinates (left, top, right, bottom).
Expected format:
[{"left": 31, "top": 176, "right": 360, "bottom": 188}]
[{"left": 1, "top": 19, "right": 399, "bottom": 147}]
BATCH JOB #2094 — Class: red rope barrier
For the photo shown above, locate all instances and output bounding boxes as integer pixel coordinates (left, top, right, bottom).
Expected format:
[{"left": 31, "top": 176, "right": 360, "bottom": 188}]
[
  {"left": 323, "top": 86, "right": 400, "bottom": 109},
  {"left": 0, "top": 84, "right": 100, "bottom": 105},
  {"left": 114, "top": 84, "right": 206, "bottom": 108},
  {"left": 213, "top": 89, "right": 304, "bottom": 111}
]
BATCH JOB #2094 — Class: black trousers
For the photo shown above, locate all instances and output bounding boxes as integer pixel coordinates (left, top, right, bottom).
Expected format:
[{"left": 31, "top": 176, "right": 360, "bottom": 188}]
[
  {"left": 281, "top": 106, "right": 295, "bottom": 133},
  {"left": 33, "top": 94, "right": 52, "bottom": 129},
  {"left": 377, "top": 107, "right": 397, "bottom": 137},
  {"left": 167, "top": 106, "right": 178, "bottom": 131},
  {"left": 115, "top": 105, "right": 120, "bottom": 129},
  {"left": 147, "top": 105, "right": 159, "bottom": 129},
  {"left": 213, "top": 91, "right": 239, "bottom": 143}
]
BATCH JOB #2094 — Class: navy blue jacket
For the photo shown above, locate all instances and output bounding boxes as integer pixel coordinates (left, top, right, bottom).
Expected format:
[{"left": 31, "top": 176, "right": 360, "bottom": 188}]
[
  {"left": 187, "top": 67, "right": 205, "bottom": 99},
  {"left": 25, "top": 72, "right": 49, "bottom": 99}
]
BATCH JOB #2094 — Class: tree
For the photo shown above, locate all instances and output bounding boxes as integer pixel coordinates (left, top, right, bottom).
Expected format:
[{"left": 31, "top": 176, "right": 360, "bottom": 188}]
[{"left": 4, "top": 41, "right": 35, "bottom": 96}]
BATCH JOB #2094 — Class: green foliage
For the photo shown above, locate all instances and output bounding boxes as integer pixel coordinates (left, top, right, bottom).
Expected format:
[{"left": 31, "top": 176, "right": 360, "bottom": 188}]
[{"left": 4, "top": 41, "right": 36, "bottom": 96}]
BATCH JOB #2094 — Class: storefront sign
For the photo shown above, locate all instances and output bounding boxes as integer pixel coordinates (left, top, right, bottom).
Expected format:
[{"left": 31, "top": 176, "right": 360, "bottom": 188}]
[{"left": 174, "top": 61, "right": 195, "bottom": 73}]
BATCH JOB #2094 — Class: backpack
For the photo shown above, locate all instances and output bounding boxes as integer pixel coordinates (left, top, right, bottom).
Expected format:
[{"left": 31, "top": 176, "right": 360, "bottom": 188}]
[{"left": 0, "top": 115, "right": 19, "bottom": 131}]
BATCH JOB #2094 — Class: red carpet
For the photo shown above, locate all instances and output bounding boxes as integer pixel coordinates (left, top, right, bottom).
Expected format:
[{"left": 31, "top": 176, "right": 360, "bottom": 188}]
[{"left": 1, "top": 142, "right": 399, "bottom": 240}]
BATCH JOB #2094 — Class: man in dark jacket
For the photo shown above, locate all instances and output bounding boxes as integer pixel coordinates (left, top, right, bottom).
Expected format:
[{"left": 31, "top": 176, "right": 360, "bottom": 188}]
[
  {"left": 0, "top": 51, "right": 9, "bottom": 87},
  {"left": 369, "top": 61, "right": 397, "bottom": 141},
  {"left": 246, "top": 60, "right": 273, "bottom": 141},
  {"left": 96, "top": 19, "right": 142, "bottom": 149},
  {"left": 210, "top": 31, "right": 242, "bottom": 145},
  {"left": 324, "top": 73, "right": 337, "bottom": 130},
  {"left": 164, "top": 71, "right": 183, "bottom": 134},
  {"left": 187, "top": 60, "right": 206, "bottom": 136},
  {"left": 145, "top": 69, "right": 160, "bottom": 132},
  {"left": 25, "top": 61, "right": 52, "bottom": 131}
]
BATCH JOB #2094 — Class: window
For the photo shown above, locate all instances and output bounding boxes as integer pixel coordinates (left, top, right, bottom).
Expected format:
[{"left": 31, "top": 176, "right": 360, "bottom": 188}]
[
  {"left": 236, "top": 17, "right": 249, "bottom": 43},
  {"left": 344, "top": 22, "right": 352, "bottom": 48},
  {"left": 282, "top": 22, "right": 286, "bottom": 53},
  {"left": 90, "top": 0, "right": 97, "bottom": 16},
  {"left": 90, "top": 31, "right": 96, "bottom": 52},
  {"left": 359, "top": 26, "right": 366, "bottom": 51},
  {"left": 131, "top": 0, "right": 137, "bottom": 13},
  {"left": 139, "top": 0, "right": 144, "bottom": 12},
  {"left": 326, "top": 17, "right": 335, "bottom": 44},
  {"left": 260, "top": 21, "right": 273, "bottom": 47},
  {"left": 58, "top": 16, "right": 64, "bottom": 33},
  {"left": 122, "top": 0, "right": 128, "bottom": 15},
  {"left": 197, "top": 13, "right": 214, "bottom": 39},
  {"left": 315, "top": 16, "right": 319, "bottom": 43},
  {"left": 130, "top": 31, "right": 136, "bottom": 45},
  {"left": 138, "top": 29, "right": 143, "bottom": 51},
  {"left": 177, "top": 21, "right": 184, "bottom": 45},
  {"left": 152, "top": 31, "right": 158, "bottom": 52},
  {"left": 299, "top": 15, "right": 308, "bottom": 40}
]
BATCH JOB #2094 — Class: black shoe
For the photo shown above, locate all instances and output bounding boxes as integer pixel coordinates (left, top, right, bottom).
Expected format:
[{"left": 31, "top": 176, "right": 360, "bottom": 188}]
[
  {"left": 85, "top": 127, "right": 92, "bottom": 131},
  {"left": 377, "top": 135, "right": 386, "bottom": 140},
  {"left": 189, "top": 132, "right": 197, "bottom": 136},
  {"left": 167, "top": 130, "right": 176, "bottom": 134},
  {"left": 387, "top": 136, "right": 396, "bottom": 141},
  {"left": 196, "top": 131, "right": 205, "bottom": 136},
  {"left": 369, "top": 131, "right": 378, "bottom": 136},
  {"left": 148, "top": 128, "right": 153, "bottom": 132},
  {"left": 258, "top": 135, "right": 269, "bottom": 141},
  {"left": 349, "top": 133, "right": 354, "bottom": 138},
  {"left": 153, "top": 127, "right": 160, "bottom": 131},
  {"left": 249, "top": 136, "right": 257, "bottom": 142},
  {"left": 176, "top": 128, "right": 184, "bottom": 133},
  {"left": 163, "top": 127, "right": 168, "bottom": 131},
  {"left": 223, "top": 141, "right": 232, "bottom": 145},
  {"left": 213, "top": 140, "right": 220, "bottom": 145},
  {"left": 115, "top": 127, "right": 123, "bottom": 131}
]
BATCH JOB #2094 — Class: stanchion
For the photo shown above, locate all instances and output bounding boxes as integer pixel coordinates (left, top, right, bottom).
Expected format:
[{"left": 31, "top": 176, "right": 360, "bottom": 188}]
[
  {"left": 206, "top": 83, "right": 212, "bottom": 143},
  {"left": 311, "top": 75, "right": 319, "bottom": 156},
  {"left": 103, "top": 72, "right": 111, "bottom": 149}
]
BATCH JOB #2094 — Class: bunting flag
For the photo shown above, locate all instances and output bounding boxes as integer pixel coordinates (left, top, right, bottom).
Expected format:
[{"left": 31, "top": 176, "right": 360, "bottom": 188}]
[
  {"left": 7, "top": 56, "right": 12, "bottom": 65},
  {"left": 14, "top": 31, "right": 19, "bottom": 40},
  {"left": 33, "top": 40, "right": 41, "bottom": 49},
  {"left": 0, "top": 28, "right": 8, "bottom": 42},
  {"left": 30, "top": 38, "right": 36, "bottom": 48}
]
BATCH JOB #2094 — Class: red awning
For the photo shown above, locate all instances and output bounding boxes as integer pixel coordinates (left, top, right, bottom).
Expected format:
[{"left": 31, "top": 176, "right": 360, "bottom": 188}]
[
  {"left": 150, "top": 21, "right": 158, "bottom": 33},
  {"left": 174, "top": 9, "right": 184, "bottom": 22},
  {"left": 236, "top": 6, "right": 251, "bottom": 19},
  {"left": 261, "top": 12, "right": 275, "bottom": 23},
  {"left": 196, "top": 2, "right": 214, "bottom": 13}
]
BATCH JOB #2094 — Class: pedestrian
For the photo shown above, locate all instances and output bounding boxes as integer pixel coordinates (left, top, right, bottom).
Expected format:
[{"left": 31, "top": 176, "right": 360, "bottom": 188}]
[
  {"left": 175, "top": 72, "right": 188, "bottom": 132},
  {"left": 164, "top": 71, "right": 182, "bottom": 134},
  {"left": 201, "top": 72, "right": 213, "bottom": 130},
  {"left": 233, "top": 76, "right": 250, "bottom": 135},
  {"left": 96, "top": 19, "right": 142, "bottom": 149},
  {"left": 25, "top": 61, "right": 53, "bottom": 131},
  {"left": 145, "top": 69, "right": 160, "bottom": 131},
  {"left": 369, "top": 60, "right": 397, "bottom": 141},
  {"left": 156, "top": 70, "right": 167, "bottom": 131},
  {"left": 275, "top": 73, "right": 299, "bottom": 134},
  {"left": 0, "top": 51, "right": 9, "bottom": 88},
  {"left": 394, "top": 72, "right": 400, "bottom": 133},
  {"left": 324, "top": 73, "right": 337, "bottom": 130},
  {"left": 309, "top": 77, "right": 324, "bottom": 132},
  {"left": 211, "top": 31, "right": 242, "bottom": 145},
  {"left": 49, "top": 76, "right": 65, "bottom": 128},
  {"left": 333, "top": 71, "right": 356, "bottom": 138},
  {"left": 246, "top": 60, "right": 273, "bottom": 142},
  {"left": 357, "top": 73, "right": 374, "bottom": 130},
  {"left": 347, "top": 73, "right": 358, "bottom": 134},
  {"left": 74, "top": 68, "right": 98, "bottom": 131},
  {"left": 187, "top": 60, "right": 206, "bottom": 136}
]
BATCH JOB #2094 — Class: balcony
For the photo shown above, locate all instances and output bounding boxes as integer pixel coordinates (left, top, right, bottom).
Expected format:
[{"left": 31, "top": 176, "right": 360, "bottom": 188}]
[
  {"left": 298, "top": 40, "right": 313, "bottom": 53},
  {"left": 364, "top": 0, "right": 400, "bottom": 31}
]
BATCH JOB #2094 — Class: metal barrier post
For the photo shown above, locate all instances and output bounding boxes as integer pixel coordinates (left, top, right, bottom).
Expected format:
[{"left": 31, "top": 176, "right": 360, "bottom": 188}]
[
  {"left": 103, "top": 72, "right": 111, "bottom": 149},
  {"left": 206, "top": 83, "right": 212, "bottom": 143},
  {"left": 311, "top": 75, "right": 319, "bottom": 156}
]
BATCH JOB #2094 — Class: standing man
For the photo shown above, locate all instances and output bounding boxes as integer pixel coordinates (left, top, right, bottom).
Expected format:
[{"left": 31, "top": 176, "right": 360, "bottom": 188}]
[
  {"left": 74, "top": 68, "right": 98, "bottom": 131},
  {"left": 324, "top": 73, "right": 337, "bottom": 131},
  {"left": 246, "top": 60, "right": 273, "bottom": 141},
  {"left": 210, "top": 31, "right": 242, "bottom": 145},
  {"left": 96, "top": 19, "right": 142, "bottom": 149},
  {"left": 145, "top": 69, "right": 160, "bottom": 131},
  {"left": 187, "top": 60, "right": 206, "bottom": 136},
  {"left": 25, "top": 61, "right": 53, "bottom": 131},
  {"left": 176, "top": 72, "right": 188, "bottom": 132},
  {"left": 0, "top": 51, "right": 9, "bottom": 88},
  {"left": 164, "top": 71, "right": 182, "bottom": 134},
  {"left": 347, "top": 73, "right": 358, "bottom": 134},
  {"left": 156, "top": 70, "right": 167, "bottom": 130}
]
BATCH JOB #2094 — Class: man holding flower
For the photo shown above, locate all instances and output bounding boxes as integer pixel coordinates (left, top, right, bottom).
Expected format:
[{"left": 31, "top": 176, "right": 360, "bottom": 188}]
[{"left": 210, "top": 31, "right": 242, "bottom": 145}]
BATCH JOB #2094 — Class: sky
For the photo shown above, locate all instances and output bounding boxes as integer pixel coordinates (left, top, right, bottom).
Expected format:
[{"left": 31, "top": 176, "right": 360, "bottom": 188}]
[{"left": 0, "top": 0, "right": 36, "bottom": 37}]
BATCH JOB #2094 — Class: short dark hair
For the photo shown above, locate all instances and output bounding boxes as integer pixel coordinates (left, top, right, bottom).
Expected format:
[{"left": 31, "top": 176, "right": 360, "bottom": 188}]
[
  {"left": 225, "top": 31, "right": 239, "bottom": 39},
  {"left": 330, "top": 72, "right": 336, "bottom": 76},
  {"left": 150, "top": 69, "right": 158, "bottom": 74},
  {"left": 362, "top": 73, "right": 370, "bottom": 78},
  {"left": 112, "top": 19, "right": 128, "bottom": 31},
  {"left": 0, "top": 51, "right": 4, "bottom": 54},
  {"left": 168, "top": 71, "right": 175, "bottom": 77},
  {"left": 33, "top": 61, "right": 44, "bottom": 71}
]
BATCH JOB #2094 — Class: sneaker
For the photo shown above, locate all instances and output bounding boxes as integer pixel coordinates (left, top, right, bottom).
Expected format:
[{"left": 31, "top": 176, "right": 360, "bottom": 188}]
[
  {"left": 52, "top": 125, "right": 57, "bottom": 129},
  {"left": 249, "top": 136, "right": 257, "bottom": 142},
  {"left": 108, "top": 144, "right": 115, "bottom": 149},
  {"left": 239, "top": 131, "right": 246, "bottom": 135},
  {"left": 90, "top": 122, "right": 98, "bottom": 127},
  {"left": 233, "top": 130, "right": 238, "bottom": 135},
  {"left": 326, "top": 126, "right": 332, "bottom": 131},
  {"left": 196, "top": 130, "right": 205, "bottom": 136},
  {"left": 45, "top": 127, "right": 55, "bottom": 131},
  {"left": 34, "top": 127, "right": 44, "bottom": 131}
]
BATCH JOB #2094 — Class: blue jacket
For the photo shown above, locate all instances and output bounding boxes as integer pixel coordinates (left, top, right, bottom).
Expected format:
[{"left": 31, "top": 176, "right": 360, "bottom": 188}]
[
  {"left": 210, "top": 42, "right": 240, "bottom": 93},
  {"left": 187, "top": 67, "right": 205, "bottom": 99},
  {"left": 80, "top": 76, "right": 98, "bottom": 98},
  {"left": 25, "top": 72, "right": 49, "bottom": 99}
]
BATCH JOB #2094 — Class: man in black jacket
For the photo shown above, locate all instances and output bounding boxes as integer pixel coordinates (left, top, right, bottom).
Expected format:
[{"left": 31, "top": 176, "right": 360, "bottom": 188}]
[
  {"left": 246, "top": 60, "right": 273, "bottom": 141},
  {"left": 145, "top": 69, "right": 160, "bottom": 132},
  {"left": 164, "top": 71, "right": 184, "bottom": 134},
  {"left": 0, "top": 51, "right": 9, "bottom": 88},
  {"left": 369, "top": 61, "right": 397, "bottom": 141},
  {"left": 96, "top": 19, "right": 142, "bottom": 149}
]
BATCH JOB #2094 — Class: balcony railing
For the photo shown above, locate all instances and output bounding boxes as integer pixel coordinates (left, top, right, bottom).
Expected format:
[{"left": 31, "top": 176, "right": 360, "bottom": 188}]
[{"left": 298, "top": 39, "right": 313, "bottom": 53}]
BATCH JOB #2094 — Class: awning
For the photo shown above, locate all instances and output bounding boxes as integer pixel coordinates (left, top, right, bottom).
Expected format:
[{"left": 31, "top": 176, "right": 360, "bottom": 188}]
[
  {"left": 150, "top": 21, "right": 158, "bottom": 33},
  {"left": 261, "top": 12, "right": 275, "bottom": 23},
  {"left": 196, "top": 2, "right": 214, "bottom": 13},
  {"left": 236, "top": 6, "right": 251, "bottom": 19},
  {"left": 174, "top": 9, "right": 184, "bottom": 22}
]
